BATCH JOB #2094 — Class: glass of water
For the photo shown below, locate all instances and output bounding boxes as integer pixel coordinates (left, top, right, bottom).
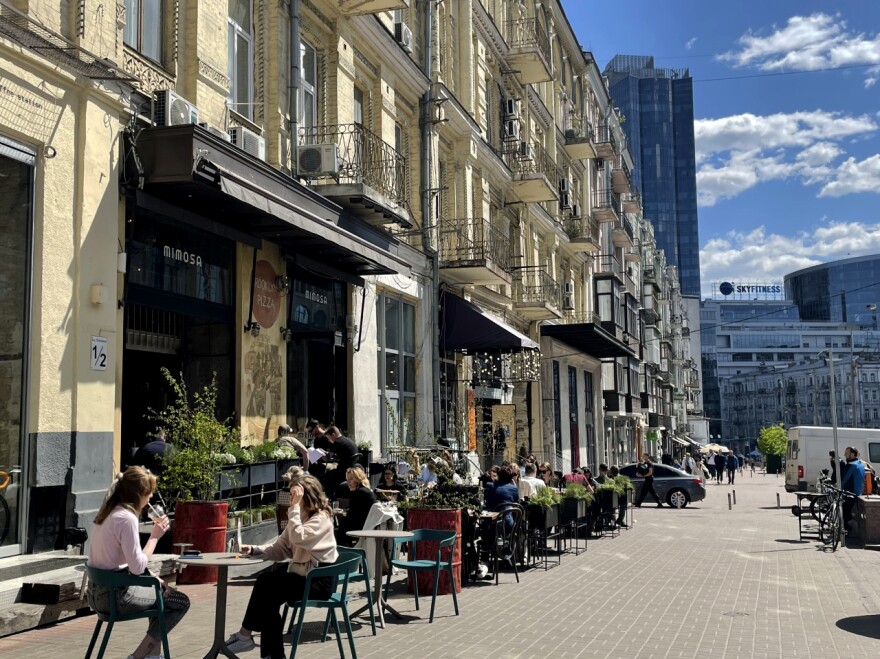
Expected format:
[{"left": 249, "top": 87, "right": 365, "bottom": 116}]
[{"left": 147, "top": 503, "right": 165, "bottom": 521}]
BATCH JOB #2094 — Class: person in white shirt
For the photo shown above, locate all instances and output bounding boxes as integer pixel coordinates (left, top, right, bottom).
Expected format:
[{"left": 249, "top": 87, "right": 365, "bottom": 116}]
[
  {"left": 277, "top": 423, "right": 309, "bottom": 469},
  {"left": 518, "top": 463, "right": 547, "bottom": 498},
  {"left": 87, "top": 467, "right": 190, "bottom": 659}
]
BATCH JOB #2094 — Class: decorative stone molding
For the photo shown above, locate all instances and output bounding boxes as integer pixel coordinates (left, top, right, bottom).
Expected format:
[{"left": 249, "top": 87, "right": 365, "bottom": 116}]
[
  {"left": 302, "top": 0, "right": 333, "bottom": 30},
  {"left": 116, "top": 1, "right": 126, "bottom": 28},
  {"left": 353, "top": 45, "right": 378, "bottom": 77},
  {"left": 198, "top": 59, "right": 229, "bottom": 88},
  {"left": 123, "top": 48, "right": 173, "bottom": 95}
]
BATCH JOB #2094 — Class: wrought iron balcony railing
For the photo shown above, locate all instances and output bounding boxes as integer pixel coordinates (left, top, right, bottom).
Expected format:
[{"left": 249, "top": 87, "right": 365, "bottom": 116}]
[
  {"left": 438, "top": 217, "right": 511, "bottom": 272},
  {"left": 594, "top": 123, "right": 617, "bottom": 151},
  {"left": 507, "top": 16, "right": 551, "bottom": 65},
  {"left": 564, "top": 110, "right": 593, "bottom": 143},
  {"left": 298, "top": 123, "right": 407, "bottom": 206},
  {"left": 592, "top": 187, "right": 620, "bottom": 213},
  {"left": 593, "top": 253, "right": 623, "bottom": 278},
  {"left": 514, "top": 266, "right": 560, "bottom": 306},
  {"left": 508, "top": 139, "right": 560, "bottom": 182},
  {"left": 564, "top": 213, "right": 600, "bottom": 244}
]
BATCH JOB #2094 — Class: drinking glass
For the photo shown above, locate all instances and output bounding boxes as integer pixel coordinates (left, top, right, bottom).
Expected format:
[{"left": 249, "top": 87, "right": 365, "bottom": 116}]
[{"left": 147, "top": 502, "right": 165, "bottom": 521}]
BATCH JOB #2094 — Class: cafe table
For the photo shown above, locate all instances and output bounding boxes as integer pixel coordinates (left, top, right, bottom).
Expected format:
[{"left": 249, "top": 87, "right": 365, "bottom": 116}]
[
  {"left": 346, "top": 529, "right": 413, "bottom": 628},
  {"left": 176, "top": 552, "right": 266, "bottom": 659}
]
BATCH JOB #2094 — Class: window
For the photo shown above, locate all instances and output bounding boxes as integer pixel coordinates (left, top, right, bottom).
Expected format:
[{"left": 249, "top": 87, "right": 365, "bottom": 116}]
[
  {"left": 228, "top": 0, "right": 254, "bottom": 119},
  {"left": 377, "top": 295, "right": 417, "bottom": 451},
  {"left": 124, "top": 0, "right": 163, "bottom": 62},
  {"left": 354, "top": 86, "right": 365, "bottom": 125},
  {"left": 300, "top": 41, "right": 317, "bottom": 129}
]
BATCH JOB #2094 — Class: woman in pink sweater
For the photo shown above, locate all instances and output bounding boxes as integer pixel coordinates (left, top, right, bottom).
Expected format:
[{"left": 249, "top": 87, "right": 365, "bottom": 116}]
[
  {"left": 87, "top": 467, "right": 190, "bottom": 659},
  {"left": 225, "top": 474, "right": 338, "bottom": 659}
]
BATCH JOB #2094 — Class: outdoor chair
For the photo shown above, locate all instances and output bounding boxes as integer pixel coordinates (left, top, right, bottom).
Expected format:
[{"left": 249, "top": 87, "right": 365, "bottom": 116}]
[
  {"left": 491, "top": 503, "right": 524, "bottom": 584},
  {"left": 383, "top": 529, "right": 460, "bottom": 623},
  {"left": 286, "top": 555, "right": 361, "bottom": 659},
  {"left": 283, "top": 546, "right": 376, "bottom": 637},
  {"left": 84, "top": 565, "right": 171, "bottom": 659}
]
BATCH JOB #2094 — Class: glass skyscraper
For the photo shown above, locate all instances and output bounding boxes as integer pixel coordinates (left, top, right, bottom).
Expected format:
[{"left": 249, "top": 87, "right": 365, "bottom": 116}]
[{"left": 604, "top": 55, "right": 701, "bottom": 297}]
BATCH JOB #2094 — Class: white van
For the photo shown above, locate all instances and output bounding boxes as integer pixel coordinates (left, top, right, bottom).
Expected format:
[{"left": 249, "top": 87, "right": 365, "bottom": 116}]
[{"left": 785, "top": 426, "right": 880, "bottom": 492}]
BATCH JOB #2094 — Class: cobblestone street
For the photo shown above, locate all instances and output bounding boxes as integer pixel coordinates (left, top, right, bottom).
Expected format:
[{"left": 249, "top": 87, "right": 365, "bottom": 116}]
[{"left": 3, "top": 474, "right": 880, "bottom": 658}]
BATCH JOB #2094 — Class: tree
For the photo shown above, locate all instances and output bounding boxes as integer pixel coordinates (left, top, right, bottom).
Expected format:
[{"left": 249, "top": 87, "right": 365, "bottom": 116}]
[{"left": 757, "top": 423, "right": 787, "bottom": 456}]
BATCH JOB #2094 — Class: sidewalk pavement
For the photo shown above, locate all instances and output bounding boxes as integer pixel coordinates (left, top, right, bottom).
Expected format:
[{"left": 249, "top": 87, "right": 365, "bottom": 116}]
[{"left": 2, "top": 471, "right": 880, "bottom": 658}]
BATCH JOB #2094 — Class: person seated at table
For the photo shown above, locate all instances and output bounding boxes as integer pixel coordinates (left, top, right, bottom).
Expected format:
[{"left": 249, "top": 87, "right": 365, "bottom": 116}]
[
  {"left": 595, "top": 464, "right": 611, "bottom": 484},
  {"left": 418, "top": 458, "right": 439, "bottom": 488},
  {"left": 227, "top": 475, "right": 338, "bottom": 659},
  {"left": 88, "top": 467, "right": 190, "bottom": 659},
  {"left": 518, "top": 462, "right": 546, "bottom": 498},
  {"left": 277, "top": 423, "right": 309, "bottom": 469},
  {"left": 333, "top": 466, "right": 378, "bottom": 546},
  {"left": 538, "top": 462, "right": 559, "bottom": 487},
  {"left": 376, "top": 463, "right": 408, "bottom": 501},
  {"left": 483, "top": 465, "right": 520, "bottom": 509},
  {"left": 563, "top": 467, "right": 590, "bottom": 488}
]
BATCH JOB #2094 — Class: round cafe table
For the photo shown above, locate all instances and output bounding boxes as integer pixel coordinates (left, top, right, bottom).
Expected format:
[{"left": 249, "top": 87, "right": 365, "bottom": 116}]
[
  {"left": 176, "top": 552, "right": 266, "bottom": 659},
  {"left": 346, "top": 529, "right": 413, "bottom": 628}
]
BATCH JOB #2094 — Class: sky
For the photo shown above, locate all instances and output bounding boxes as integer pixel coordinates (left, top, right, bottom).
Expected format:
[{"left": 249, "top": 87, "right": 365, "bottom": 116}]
[{"left": 564, "top": 0, "right": 880, "bottom": 299}]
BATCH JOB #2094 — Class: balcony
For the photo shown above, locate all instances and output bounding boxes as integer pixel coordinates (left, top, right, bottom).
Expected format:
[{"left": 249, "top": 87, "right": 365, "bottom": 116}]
[
  {"left": 562, "top": 111, "right": 596, "bottom": 160},
  {"left": 439, "top": 218, "right": 512, "bottom": 286},
  {"left": 336, "top": 0, "right": 409, "bottom": 15},
  {"left": 506, "top": 17, "right": 553, "bottom": 84},
  {"left": 298, "top": 123, "right": 411, "bottom": 228},
  {"left": 612, "top": 213, "right": 635, "bottom": 247},
  {"left": 624, "top": 243, "right": 641, "bottom": 262},
  {"left": 612, "top": 155, "right": 632, "bottom": 193},
  {"left": 593, "top": 123, "right": 616, "bottom": 161},
  {"left": 509, "top": 141, "right": 560, "bottom": 203},
  {"left": 622, "top": 191, "right": 641, "bottom": 213},
  {"left": 513, "top": 266, "right": 562, "bottom": 320},
  {"left": 563, "top": 213, "right": 600, "bottom": 253},
  {"left": 593, "top": 253, "right": 624, "bottom": 281},
  {"left": 591, "top": 187, "right": 620, "bottom": 223}
]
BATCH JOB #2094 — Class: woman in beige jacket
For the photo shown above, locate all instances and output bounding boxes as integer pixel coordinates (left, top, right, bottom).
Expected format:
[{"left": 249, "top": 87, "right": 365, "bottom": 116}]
[{"left": 225, "top": 474, "right": 338, "bottom": 659}]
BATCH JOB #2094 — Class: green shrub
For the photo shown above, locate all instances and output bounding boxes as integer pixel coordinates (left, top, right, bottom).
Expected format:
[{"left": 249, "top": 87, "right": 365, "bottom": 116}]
[{"left": 563, "top": 483, "right": 594, "bottom": 504}]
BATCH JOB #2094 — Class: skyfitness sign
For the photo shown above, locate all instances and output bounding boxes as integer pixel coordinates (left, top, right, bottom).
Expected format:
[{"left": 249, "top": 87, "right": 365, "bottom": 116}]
[{"left": 718, "top": 281, "right": 782, "bottom": 296}]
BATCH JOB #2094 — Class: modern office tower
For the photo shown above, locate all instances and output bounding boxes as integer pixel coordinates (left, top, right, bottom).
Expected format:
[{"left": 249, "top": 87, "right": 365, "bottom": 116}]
[{"left": 604, "top": 55, "right": 701, "bottom": 297}]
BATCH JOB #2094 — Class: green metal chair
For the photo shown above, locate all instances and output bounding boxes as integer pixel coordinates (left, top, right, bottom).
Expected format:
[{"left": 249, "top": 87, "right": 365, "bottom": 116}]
[
  {"left": 383, "top": 529, "right": 460, "bottom": 623},
  {"left": 288, "top": 555, "right": 360, "bottom": 659},
  {"left": 84, "top": 565, "right": 171, "bottom": 659}
]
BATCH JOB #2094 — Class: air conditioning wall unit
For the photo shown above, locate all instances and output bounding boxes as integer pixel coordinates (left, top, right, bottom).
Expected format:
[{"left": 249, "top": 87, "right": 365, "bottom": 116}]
[
  {"left": 559, "top": 178, "right": 570, "bottom": 194},
  {"left": 559, "top": 192, "right": 571, "bottom": 209},
  {"left": 571, "top": 202, "right": 582, "bottom": 218},
  {"left": 296, "top": 143, "right": 340, "bottom": 177},
  {"left": 394, "top": 21, "right": 413, "bottom": 53},
  {"left": 517, "top": 141, "right": 533, "bottom": 161},
  {"left": 198, "top": 122, "right": 231, "bottom": 142},
  {"left": 154, "top": 90, "right": 199, "bottom": 127},
  {"left": 504, "top": 98, "right": 520, "bottom": 119},
  {"left": 562, "top": 282, "right": 575, "bottom": 310},
  {"left": 503, "top": 119, "right": 520, "bottom": 141},
  {"left": 229, "top": 126, "right": 266, "bottom": 161}
]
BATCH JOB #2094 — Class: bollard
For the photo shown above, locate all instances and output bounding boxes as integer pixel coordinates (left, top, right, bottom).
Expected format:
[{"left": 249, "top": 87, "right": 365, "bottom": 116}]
[
  {"left": 732, "top": 490, "right": 737, "bottom": 505},
  {"left": 728, "top": 493, "right": 732, "bottom": 510},
  {"left": 776, "top": 469, "right": 781, "bottom": 477},
  {"left": 776, "top": 492, "right": 780, "bottom": 509}
]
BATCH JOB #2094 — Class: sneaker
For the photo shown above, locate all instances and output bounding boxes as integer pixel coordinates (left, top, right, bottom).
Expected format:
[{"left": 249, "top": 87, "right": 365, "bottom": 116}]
[
  {"left": 476, "top": 563, "right": 489, "bottom": 579},
  {"left": 225, "top": 632, "right": 255, "bottom": 653}
]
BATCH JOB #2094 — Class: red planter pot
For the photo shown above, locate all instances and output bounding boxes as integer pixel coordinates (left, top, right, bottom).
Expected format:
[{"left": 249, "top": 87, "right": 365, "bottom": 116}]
[
  {"left": 405, "top": 508, "right": 462, "bottom": 595},
  {"left": 173, "top": 501, "right": 228, "bottom": 584}
]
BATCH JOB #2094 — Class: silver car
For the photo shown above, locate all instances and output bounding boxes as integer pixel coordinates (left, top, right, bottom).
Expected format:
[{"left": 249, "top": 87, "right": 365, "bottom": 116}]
[{"left": 617, "top": 463, "right": 707, "bottom": 508}]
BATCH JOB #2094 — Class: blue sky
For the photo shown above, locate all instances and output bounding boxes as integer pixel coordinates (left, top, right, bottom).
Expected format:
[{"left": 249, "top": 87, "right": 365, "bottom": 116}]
[{"left": 564, "top": 1, "right": 880, "bottom": 298}]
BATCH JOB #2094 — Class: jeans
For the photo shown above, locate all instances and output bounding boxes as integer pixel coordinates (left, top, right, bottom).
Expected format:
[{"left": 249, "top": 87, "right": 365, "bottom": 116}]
[
  {"left": 727, "top": 468, "right": 736, "bottom": 484},
  {"left": 88, "top": 581, "right": 190, "bottom": 640}
]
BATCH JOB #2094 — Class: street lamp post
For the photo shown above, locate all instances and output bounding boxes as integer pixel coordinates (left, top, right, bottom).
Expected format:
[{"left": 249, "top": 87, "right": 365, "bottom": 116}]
[{"left": 825, "top": 347, "right": 841, "bottom": 487}]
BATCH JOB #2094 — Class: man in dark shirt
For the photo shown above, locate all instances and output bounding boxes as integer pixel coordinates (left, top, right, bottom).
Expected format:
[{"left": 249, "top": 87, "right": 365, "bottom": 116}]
[
  {"left": 130, "top": 429, "right": 168, "bottom": 475},
  {"left": 713, "top": 452, "right": 726, "bottom": 484},
  {"left": 324, "top": 426, "right": 359, "bottom": 471},
  {"left": 634, "top": 453, "right": 663, "bottom": 507}
]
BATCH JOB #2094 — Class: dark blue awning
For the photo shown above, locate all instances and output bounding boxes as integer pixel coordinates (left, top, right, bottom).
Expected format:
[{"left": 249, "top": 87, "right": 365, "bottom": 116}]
[{"left": 441, "top": 292, "right": 538, "bottom": 354}]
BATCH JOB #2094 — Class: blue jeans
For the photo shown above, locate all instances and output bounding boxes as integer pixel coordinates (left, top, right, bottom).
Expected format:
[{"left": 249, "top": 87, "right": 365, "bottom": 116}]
[{"left": 88, "top": 581, "right": 190, "bottom": 640}]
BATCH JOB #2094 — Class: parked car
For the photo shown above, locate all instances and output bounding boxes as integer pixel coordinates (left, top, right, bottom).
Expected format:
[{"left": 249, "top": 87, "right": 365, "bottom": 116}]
[{"left": 617, "top": 463, "right": 706, "bottom": 508}]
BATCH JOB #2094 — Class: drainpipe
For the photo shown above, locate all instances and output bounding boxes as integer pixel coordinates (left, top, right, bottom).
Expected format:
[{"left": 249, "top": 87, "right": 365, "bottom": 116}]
[
  {"left": 288, "top": 0, "right": 301, "bottom": 172},
  {"left": 421, "top": 0, "right": 441, "bottom": 439}
]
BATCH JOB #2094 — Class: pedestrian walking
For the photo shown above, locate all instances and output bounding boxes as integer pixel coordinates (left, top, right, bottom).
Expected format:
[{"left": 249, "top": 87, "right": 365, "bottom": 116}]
[
  {"left": 634, "top": 453, "right": 663, "bottom": 507},
  {"left": 681, "top": 452, "right": 696, "bottom": 475},
  {"left": 726, "top": 452, "right": 739, "bottom": 485},
  {"left": 714, "top": 452, "right": 726, "bottom": 484},
  {"left": 706, "top": 452, "right": 716, "bottom": 479}
]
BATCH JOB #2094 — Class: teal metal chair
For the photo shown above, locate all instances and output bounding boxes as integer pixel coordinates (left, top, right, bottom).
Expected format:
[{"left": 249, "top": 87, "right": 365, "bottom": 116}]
[
  {"left": 288, "top": 555, "right": 360, "bottom": 659},
  {"left": 383, "top": 529, "right": 460, "bottom": 623},
  {"left": 84, "top": 565, "right": 170, "bottom": 659},
  {"left": 284, "top": 546, "right": 376, "bottom": 637}
]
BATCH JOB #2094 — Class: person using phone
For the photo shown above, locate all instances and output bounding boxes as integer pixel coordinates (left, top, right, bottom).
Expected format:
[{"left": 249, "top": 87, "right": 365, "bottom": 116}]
[
  {"left": 87, "top": 467, "right": 190, "bottom": 659},
  {"left": 225, "top": 474, "right": 338, "bottom": 659}
]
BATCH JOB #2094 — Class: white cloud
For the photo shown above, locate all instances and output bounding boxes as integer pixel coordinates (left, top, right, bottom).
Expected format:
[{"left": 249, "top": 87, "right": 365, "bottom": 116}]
[
  {"left": 700, "top": 221, "right": 880, "bottom": 298},
  {"left": 694, "top": 110, "right": 877, "bottom": 206},
  {"left": 685, "top": 37, "right": 698, "bottom": 50},
  {"left": 819, "top": 154, "right": 880, "bottom": 197},
  {"left": 718, "top": 13, "right": 880, "bottom": 84}
]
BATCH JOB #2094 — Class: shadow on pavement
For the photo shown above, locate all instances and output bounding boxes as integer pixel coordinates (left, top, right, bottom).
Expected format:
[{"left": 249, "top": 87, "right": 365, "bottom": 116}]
[
  {"left": 836, "top": 615, "right": 880, "bottom": 639},
  {"left": 774, "top": 538, "right": 810, "bottom": 544}
]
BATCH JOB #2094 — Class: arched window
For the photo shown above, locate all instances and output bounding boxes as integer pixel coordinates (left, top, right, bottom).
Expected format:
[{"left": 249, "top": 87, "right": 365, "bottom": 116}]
[{"left": 294, "top": 305, "right": 309, "bottom": 325}]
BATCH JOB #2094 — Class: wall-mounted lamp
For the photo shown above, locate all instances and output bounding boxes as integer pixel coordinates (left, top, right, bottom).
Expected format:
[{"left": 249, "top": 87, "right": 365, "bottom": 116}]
[
  {"left": 244, "top": 320, "right": 261, "bottom": 337},
  {"left": 275, "top": 275, "right": 290, "bottom": 293},
  {"left": 280, "top": 327, "right": 293, "bottom": 342}
]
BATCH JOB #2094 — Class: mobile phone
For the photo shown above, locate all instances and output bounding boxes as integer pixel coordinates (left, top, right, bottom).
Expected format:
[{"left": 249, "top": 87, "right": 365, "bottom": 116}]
[{"left": 183, "top": 549, "right": 202, "bottom": 557}]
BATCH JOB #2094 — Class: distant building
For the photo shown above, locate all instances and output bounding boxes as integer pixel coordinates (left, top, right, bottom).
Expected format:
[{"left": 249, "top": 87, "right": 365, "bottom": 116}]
[{"left": 786, "top": 255, "right": 880, "bottom": 327}]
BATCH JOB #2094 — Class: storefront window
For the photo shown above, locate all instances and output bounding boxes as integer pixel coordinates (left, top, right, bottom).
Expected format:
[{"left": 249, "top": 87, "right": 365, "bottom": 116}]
[
  {"left": 377, "top": 294, "right": 417, "bottom": 450},
  {"left": 0, "top": 137, "right": 34, "bottom": 551}
]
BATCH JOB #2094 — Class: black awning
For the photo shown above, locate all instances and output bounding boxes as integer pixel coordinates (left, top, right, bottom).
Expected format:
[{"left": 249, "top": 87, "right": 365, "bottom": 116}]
[
  {"left": 133, "top": 125, "right": 410, "bottom": 283},
  {"left": 441, "top": 292, "right": 538, "bottom": 353},
  {"left": 540, "top": 323, "right": 636, "bottom": 359}
]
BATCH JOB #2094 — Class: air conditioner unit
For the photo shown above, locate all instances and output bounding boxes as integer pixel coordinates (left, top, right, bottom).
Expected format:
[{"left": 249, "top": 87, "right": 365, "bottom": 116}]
[
  {"left": 562, "top": 283, "right": 575, "bottom": 311},
  {"left": 296, "top": 144, "right": 340, "bottom": 177},
  {"left": 503, "top": 98, "right": 520, "bottom": 119},
  {"left": 394, "top": 21, "right": 414, "bottom": 53},
  {"left": 229, "top": 126, "right": 266, "bottom": 161},
  {"left": 559, "top": 178, "right": 570, "bottom": 194},
  {"left": 559, "top": 191, "right": 571, "bottom": 209},
  {"left": 154, "top": 90, "right": 199, "bottom": 127},
  {"left": 571, "top": 202, "right": 582, "bottom": 218},
  {"left": 517, "top": 141, "right": 533, "bottom": 161},
  {"left": 503, "top": 119, "right": 520, "bottom": 141},
  {"left": 198, "top": 122, "right": 231, "bottom": 142}
]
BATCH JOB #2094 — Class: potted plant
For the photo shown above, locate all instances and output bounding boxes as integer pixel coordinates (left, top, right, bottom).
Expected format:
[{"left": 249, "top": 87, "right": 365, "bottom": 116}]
[
  {"left": 357, "top": 439, "right": 373, "bottom": 469},
  {"left": 148, "top": 368, "right": 240, "bottom": 584},
  {"left": 596, "top": 482, "right": 620, "bottom": 514},
  {"left": 527, "top": 487, "right": 561, "bottom": 530},
  {"left": 561, "top": 484, "right": 593, "bottom": 525},
  {"left": 260, "top": 505, "right": 277, "bottom": 522}
]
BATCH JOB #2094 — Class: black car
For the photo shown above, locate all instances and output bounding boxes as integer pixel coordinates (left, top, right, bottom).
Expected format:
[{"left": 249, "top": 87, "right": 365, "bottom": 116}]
[{"left": 618, "top": 463, "right": 707, "bottom": 508}]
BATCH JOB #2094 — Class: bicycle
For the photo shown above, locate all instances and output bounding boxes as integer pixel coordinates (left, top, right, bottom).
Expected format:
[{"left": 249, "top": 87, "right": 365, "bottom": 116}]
[{"left": 817, "top": 482, "right": 857, "bottom": 552}]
